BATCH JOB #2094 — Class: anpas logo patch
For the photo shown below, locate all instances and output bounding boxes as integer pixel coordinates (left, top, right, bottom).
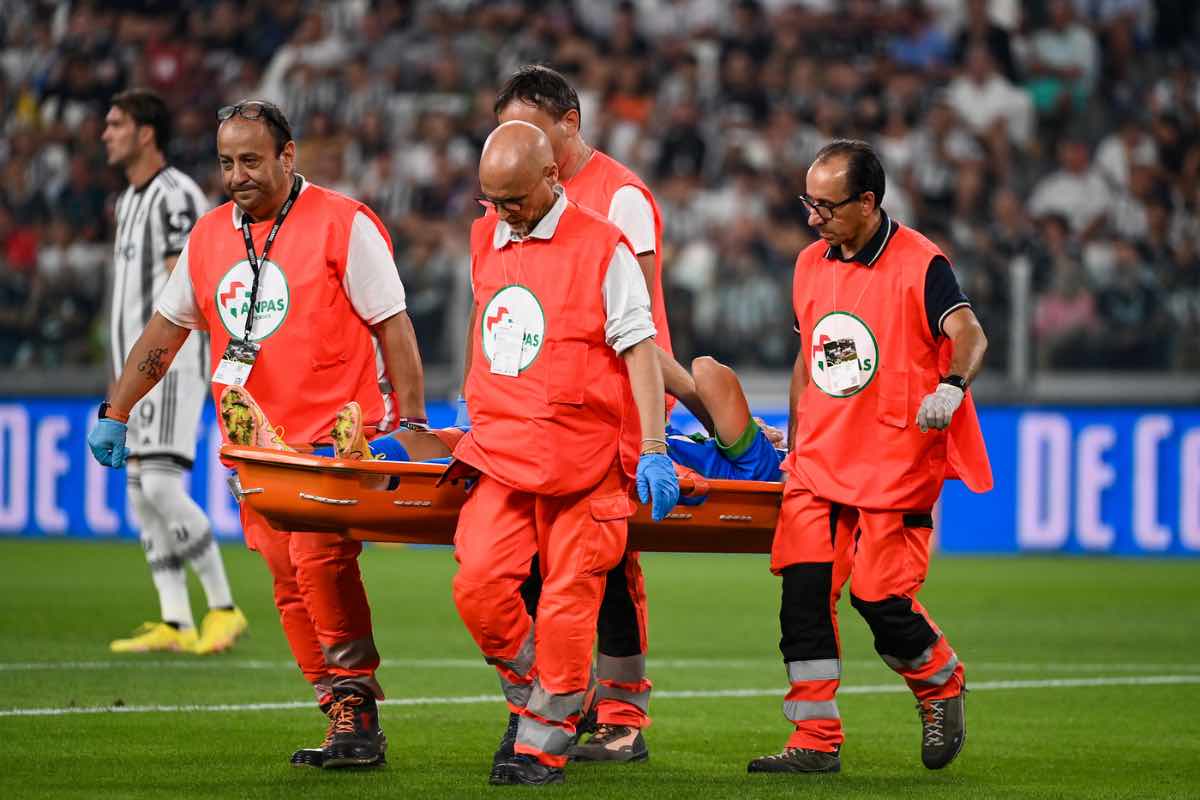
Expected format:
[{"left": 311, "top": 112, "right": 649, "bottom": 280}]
[
  {"left": 215, "top": 260, "right": 290, "bottom": 342},
  {"left": 480, "top": 284, "right": 546, "bottom": 373},
  {"left": 810, "top": 311, "right": 879, "bottom": 397}
]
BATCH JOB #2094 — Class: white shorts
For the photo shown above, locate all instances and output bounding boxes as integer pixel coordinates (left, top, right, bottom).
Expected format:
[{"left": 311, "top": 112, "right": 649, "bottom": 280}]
[{"left": 128, "top": 332, "right": 209, "bottom": 466}]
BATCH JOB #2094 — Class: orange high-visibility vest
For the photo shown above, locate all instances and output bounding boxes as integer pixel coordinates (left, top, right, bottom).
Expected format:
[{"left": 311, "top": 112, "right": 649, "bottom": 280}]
[
  {"left": 565, "top": 151, "right": 673, "bottom": 359},
  {"left": 784, "top": 223, "right": 992, "bottom": 510},
  {"left": 188, "top": 183, "right": 389, "bottom": 445},
  {"left": 455, "top": 201, "right": 640, "bottom": 495}
]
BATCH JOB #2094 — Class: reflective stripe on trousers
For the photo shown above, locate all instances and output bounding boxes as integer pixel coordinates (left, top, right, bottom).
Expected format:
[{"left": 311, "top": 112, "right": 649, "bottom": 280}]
[
  {"left": 595, "top": 653, "right": 651, "bottom": 713},
  {"left": 514, "top": 679, "right": 587, "bottom": 767},
  {"left": 487, "top": 628, "right": 536, "bottom": 708}
]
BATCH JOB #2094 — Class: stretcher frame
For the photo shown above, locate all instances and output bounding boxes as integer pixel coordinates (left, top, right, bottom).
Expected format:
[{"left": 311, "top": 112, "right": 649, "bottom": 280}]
[{"left": 222, "top": 445, "right": 783, "bottom": 554}]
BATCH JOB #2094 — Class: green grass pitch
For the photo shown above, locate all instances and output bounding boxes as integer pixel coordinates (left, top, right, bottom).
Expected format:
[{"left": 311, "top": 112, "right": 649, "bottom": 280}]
[{"left": 1, "top": 539, "right": 1198, "bottom": 799}]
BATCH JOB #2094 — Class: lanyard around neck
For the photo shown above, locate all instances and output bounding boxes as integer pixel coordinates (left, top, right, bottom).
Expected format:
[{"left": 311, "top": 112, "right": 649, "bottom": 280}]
[{"left": 238, "top": 175, "right": 301, "bottom": 342}]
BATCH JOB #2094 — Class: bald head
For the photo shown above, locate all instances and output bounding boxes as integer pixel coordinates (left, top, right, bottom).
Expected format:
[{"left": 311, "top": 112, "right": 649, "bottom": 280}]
[
  {"left": 480, "top": 121, "right": 554, "bottom": 192},
  {"left": 478, "top": 120, "right": 560, "bottom": 237}
]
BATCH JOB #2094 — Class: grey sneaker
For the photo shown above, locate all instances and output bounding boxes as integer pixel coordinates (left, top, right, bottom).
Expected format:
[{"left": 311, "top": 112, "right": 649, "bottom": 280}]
[
  {"left": 566, "top": 724, "right": 649, "bottom": 763},
  {"left": 917, "top": 691, "right": 966, "bottom": 769},
  {"left": 747, "top": 746, "right": 841, "bottom": 773}
]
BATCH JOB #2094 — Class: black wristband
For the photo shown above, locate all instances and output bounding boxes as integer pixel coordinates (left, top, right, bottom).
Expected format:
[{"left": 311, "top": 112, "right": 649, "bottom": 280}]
[
  {"left": 98, "top": 401, "right": 130, "bottom": 423},
  {"left": 939, "top": 374, "right": 967, "bottom": 391}
]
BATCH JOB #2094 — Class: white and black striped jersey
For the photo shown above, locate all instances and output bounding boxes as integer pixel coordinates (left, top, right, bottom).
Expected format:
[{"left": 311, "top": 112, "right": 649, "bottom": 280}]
[{"left": 109, "top": 165, "right": 209, "bottom": 376}]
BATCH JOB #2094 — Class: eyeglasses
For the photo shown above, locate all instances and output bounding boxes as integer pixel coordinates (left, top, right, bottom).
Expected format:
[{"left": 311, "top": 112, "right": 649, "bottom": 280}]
[
  {"left": 799, "top": 192, "right": 861, "bottom": 222},
  {"left": 216, "top": 101, "right": 281, "bottom": 123},
  {"left": 476, "top": 193, "right": 528, "bottom": 214}
]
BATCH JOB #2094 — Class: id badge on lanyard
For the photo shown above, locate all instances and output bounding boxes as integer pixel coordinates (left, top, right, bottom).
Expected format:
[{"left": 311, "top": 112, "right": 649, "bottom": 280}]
[
  {"left": 823, "top": 337, "right": 861, "bottom": 394},
  {"left": 490, "top": 319, "right": 525, "bottom": 377},
  {"left": 212, "top": 176, "right": 301, "bottom": 386},
  {"left": 213, "top": 339, "right": 261, "bottom": 386}
]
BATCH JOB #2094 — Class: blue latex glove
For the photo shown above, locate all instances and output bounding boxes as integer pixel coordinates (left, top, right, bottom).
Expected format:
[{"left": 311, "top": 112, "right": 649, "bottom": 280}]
[
  {"left": 677, "top": 490, "right": 709, "bottom": 507},
  {"left": 636, "top": 453, "right": 680, "bottom": 522},
  {"left": 89, "top": 418, "right": 129, "bottom": 468},
  {"left": 454, "top": 394, "right": 471, "bottom": 429}
]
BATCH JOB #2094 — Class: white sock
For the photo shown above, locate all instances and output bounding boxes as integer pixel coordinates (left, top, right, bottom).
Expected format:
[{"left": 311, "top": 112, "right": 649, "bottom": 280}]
[
  {"left": 129, "top": 470, "right": 196, "bottom": 629},
  {"left": 140, "top": 463, "right": 235, "bottom": 611}
]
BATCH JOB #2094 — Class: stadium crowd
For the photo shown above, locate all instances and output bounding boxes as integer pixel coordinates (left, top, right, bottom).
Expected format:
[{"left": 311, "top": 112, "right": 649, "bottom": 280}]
[{"left": 0, "top": 0, "right": 1198, "bottom": 372}]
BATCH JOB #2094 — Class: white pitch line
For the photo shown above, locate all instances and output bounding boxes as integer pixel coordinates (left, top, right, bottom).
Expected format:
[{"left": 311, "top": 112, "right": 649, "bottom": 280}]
[
  {"left": 2, "top": 657, "right": 1199, "bottom": 673},
  {"left": 3, "top": 674, "right": 1198, "bottom": 718}
]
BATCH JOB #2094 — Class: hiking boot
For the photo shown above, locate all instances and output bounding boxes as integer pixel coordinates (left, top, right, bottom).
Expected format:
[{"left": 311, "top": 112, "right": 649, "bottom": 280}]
[
  {"left": 330, "top": 401, "right": 372, "bottom": 460},
  {"left": 290, "top": 699, "right": 335, "bottom": 769},
  {"left": 488, "top": 754, "right": 565, "bottom": 786},
  {"left": 567, "top": 724, "right": 648, "bottom": 763},
  {"left": 218, "top": 385, "right": 291, "bottom": 450},
  {"left": 747, "top": 746, "right": 841, "bottom": 773},
  {"left": 488, "top": 711, "right": 521, "bottom": 781},
  {"left": 321, "top": 690, "right": 387, "bottom": 769},
  {"left": 917, "top": 691, "right": 966, "bottom": 770}
]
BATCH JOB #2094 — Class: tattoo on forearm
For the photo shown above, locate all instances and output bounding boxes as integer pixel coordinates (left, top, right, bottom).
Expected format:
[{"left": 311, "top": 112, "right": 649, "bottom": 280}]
[{"left": 138, "top": 347, "right": 168, "bottom": 381}]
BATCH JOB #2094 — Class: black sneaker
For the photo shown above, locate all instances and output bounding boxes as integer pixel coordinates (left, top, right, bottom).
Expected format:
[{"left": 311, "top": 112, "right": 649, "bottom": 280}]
[
  {"left": 489, "top": 754, "right": 565, "bottom": 786},
  {"left": 290, "top": 700, "right": 334, "bottom": 768},
  {"left": 917, "top": 691, "right": 966, "bottom": 770},
  {"left": 489, "top": 712, "right": 521, "bottom": 781},
  {"left": 747, "top": 746, "right": 841, "bottom": 773},
  {"left": 567, "top": 724, "right": 649, "bottom": 762},
  {"left": 321, "top": 690, "right": 387, "bottom": 769}
]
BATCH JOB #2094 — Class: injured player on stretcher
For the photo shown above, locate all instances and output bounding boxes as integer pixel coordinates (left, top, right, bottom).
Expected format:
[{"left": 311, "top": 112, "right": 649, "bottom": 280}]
[{"left": 218, "top": 348, "right": 785, "bottom": 485}]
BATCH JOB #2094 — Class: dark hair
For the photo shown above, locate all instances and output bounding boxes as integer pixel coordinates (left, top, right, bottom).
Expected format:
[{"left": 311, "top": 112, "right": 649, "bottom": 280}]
[
  {"left": 812, "top": 138, "right": 886, "bottom": 208},
  {"left": 256, "top": 103, "right": 294, "bottom": 156},
  {"left": 111, "top": 88, "right": 171, "bottom": 152},
  {"left": 220, "top": 101, "right": 294, "bottom": 156},
  {"left": 493, "top": 64, "right": 581, "bottom": 122}
]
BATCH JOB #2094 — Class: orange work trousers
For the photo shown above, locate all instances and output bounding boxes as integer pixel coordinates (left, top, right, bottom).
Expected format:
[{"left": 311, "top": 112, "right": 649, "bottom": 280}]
[
  {"left": 770, "top": 478, "right": 964, "bottom": 752},
  {"left": 241, "top": 506, "right": 382, "bottom": 701},
  {"left": 452, "top": 463, "right": 631, "bottom": 767}
]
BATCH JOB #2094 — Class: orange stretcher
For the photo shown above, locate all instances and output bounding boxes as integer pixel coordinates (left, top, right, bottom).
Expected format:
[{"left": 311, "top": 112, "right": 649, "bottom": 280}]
[{"left": 221, "top": 445, "right": 783, "bottom": 554}]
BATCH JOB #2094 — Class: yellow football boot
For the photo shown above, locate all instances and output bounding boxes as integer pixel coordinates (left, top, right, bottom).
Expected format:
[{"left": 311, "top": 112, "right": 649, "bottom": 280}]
[
  {"left": 330, "top": 402, "right": 373, "bottom": 460},
  {"left": 109, "top": 622, "right": 198, "bottom": 653},
  {"left": 218, "top": 385, "right": 292, "bottom": 450},
  {"left": 192, "top": 607, "right": 249, "bottom": 655}
]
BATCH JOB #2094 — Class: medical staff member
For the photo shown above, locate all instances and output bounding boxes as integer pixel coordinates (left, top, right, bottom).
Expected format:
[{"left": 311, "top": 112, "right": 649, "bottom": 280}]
[
  {"left": 747, "top": 140, "right": 992, "bottom": 776},
  {"left": 89, "top": 100, "right": 426, "bottom": 770},
  {"left": 494, "top": 64, "right": 671, "bottom": 762},
  {"left": 452, "top": 121, "right": 678, "bottom": 787}
]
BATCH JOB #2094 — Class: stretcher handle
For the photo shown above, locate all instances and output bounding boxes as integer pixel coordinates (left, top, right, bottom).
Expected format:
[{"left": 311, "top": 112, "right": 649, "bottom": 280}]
[
  {"left": 674, "top": 465, "right": 711, "bottom": 499},
  {"left": 436, "top": 457, "right": 482, "bottom": 487}
]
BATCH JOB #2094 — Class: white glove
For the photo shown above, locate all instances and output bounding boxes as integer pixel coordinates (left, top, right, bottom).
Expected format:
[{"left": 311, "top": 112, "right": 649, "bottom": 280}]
[{"left": 916, "top": 383, "right": 964, "bottom": 433}]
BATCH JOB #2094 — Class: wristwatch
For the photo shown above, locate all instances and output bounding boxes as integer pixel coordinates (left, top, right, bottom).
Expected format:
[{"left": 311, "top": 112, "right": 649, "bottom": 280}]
[
  {"left": 98, "top": 401, "right": 129, "bottom": 423},
  {"left": 939, "top": 374, "right": 968, "bottom": 391}
]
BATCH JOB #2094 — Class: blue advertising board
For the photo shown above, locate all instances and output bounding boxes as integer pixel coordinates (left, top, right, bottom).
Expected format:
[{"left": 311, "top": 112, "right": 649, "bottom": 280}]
[{"left": 1, "top": 399, "right": 1197, "bottom": 556}]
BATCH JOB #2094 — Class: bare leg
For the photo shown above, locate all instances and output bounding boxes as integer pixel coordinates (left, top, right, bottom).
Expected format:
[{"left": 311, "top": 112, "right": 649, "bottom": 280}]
[
  {"left": 690, "top": 356, "right": 753, "bottom": 447},
  {"left": 656, "top": 346, "right": 715, "bottom": 433}
]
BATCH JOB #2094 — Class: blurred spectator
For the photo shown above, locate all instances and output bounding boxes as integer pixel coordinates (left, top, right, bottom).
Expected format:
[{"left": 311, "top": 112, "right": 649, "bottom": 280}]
[
  {"left": 951, "top": 0, "right": 1018, "bottom": 81},
  {"left": 1028, "top": 137, "right": 1114, "bottom": 239},
  {"left": 888, "top": 1, "right": 952, "bottom": 75},
  {"left": 1034, "top": 258, "right": 1099, "bottom": 369},
  {"left": 945, "top": 45, "right": 1033, "bottom": 152},
  {"left": 1094, "top": 115, "right": 1159, "bottom": 191},
  {"left": 0, "top": 0, "right": 1196, "bottom": 378},
  {"left": 1023, "top": 0, "right": 1100, "bottom": 118},
  {"left": 1095, "top": 239, "right": 1172, "bottom": 369}
]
